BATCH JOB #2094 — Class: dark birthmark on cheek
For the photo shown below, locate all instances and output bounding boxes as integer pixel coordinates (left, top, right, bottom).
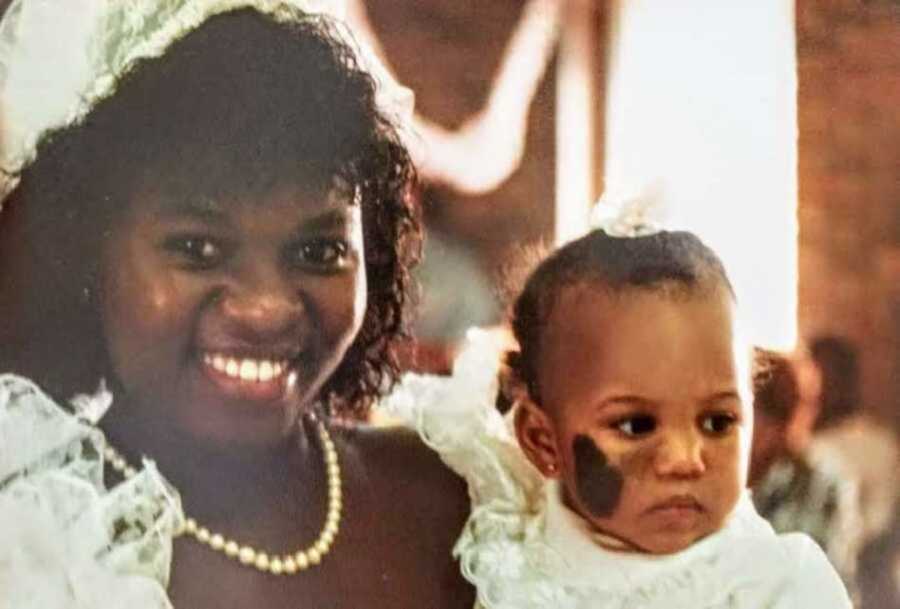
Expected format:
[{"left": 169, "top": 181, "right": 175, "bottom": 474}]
[{"left": 573, "top": 434, "right": 625, "bottom": 518}]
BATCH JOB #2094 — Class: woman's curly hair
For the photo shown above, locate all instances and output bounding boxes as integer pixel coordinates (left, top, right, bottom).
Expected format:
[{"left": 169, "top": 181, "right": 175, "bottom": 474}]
[{"left": 0, "top": 8, "right": 420, "bottom": 419}]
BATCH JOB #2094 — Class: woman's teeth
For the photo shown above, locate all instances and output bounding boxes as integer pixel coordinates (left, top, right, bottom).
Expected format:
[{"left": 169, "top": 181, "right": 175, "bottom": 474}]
[{"left": 203, "top": 353, "right": 288, "bottom": 383}]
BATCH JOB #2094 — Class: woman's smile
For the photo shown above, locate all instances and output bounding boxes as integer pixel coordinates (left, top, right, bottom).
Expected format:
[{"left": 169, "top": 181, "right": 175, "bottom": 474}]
[{"left": 199, "top": 351, "right": 296, "bottom": 404}]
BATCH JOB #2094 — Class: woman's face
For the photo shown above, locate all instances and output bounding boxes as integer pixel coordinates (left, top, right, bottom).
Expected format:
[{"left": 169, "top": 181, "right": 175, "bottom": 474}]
[{"left": 99, "top": 181, "right": 366, "bottom": 447}]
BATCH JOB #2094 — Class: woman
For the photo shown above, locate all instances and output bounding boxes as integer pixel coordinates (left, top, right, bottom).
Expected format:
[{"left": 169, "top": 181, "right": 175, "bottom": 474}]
[{"left": 0, "top": 1, "right": 473, "bottom": 607}]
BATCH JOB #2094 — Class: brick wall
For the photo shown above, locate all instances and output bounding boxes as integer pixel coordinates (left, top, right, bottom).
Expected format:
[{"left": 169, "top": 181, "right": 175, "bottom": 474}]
[{"left": 796, "top": 0, "right": 900, "bottom": 427}]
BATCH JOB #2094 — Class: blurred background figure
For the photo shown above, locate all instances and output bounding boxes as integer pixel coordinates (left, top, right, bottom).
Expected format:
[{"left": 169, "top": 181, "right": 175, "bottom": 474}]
[
  {"left": 397, "top": 229, "right": 500, "bottom": 375},
  {"left": 857, "top": 502, "right": 900, "bottom": 609},
  {"left": 807, "top": 335, "right": 900, "bottom": 545},
  {"left": 804, "top": 336, "right": 900, "bottom": 609},
  {"left": 749, "top": 348, "right": 863, "bottom": 595}
]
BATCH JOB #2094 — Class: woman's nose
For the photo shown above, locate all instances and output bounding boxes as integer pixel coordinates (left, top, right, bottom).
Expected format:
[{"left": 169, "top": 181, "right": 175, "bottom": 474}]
[
  {"left": 219, "top": 265, "right": 303, "bottom": 339},
  {"left": 654, "top": 429, "right": 706, "bottom": 479}
]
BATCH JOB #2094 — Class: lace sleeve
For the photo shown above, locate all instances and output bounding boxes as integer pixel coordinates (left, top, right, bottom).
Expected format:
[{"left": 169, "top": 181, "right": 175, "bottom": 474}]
[
  {"left": 378, "top": 330, "right": 578, "bottom": 609},
  {"left": 0, "top": 374, "right": 182, "bottom": 609}
]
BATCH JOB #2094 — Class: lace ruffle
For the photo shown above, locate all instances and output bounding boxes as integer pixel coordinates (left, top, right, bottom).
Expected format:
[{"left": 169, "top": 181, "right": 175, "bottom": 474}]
[
  {"left": 380, "top": 329, "right": 578, "bottom": 609},
  {"left": 0, "top": 374, "right": 183, "bottom": 609}
]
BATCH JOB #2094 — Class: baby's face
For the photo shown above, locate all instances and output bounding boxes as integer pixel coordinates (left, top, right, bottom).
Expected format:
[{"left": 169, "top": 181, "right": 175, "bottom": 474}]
[{"left": 529, "top": 285, "right": 750, "bottom": 554}]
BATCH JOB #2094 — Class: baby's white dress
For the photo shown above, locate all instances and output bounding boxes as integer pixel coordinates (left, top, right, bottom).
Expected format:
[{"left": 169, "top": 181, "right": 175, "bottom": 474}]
[
  {"left": 0, "top": 374, "right": 182, "bottom": 609},
  {"left": 381, "top": 330, "right": 854, "bottom": 609}
]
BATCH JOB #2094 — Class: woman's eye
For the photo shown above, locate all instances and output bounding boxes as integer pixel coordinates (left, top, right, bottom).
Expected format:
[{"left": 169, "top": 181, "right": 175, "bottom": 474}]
[
  {"left": 614, "top": 415, "right": 657, "bottom": 437},
  {"left": 292, "top": 238, "right": 349, "bottom": 270},
  {"left": 164, "top": 235, "right": 222, "bottom": 267},
  {"left": 700, "top": 412, "right": 738, "bottom": 436}
]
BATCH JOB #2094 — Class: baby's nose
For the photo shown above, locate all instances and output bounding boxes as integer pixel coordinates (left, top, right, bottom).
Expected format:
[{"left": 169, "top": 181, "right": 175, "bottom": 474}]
[{"left": 654, "top": 430, "right": 706, "bottom": 479}]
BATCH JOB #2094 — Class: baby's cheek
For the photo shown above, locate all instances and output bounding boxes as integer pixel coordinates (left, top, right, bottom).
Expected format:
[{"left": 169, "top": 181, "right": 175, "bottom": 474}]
[
  {"left": 708, "top": 436, "right": 746, "bottom": 485},
  {"left": 572, "top": 434, "right": 625, "bottom": 518},
  {"left": 618, "top": 438, "right": 660, "bottom": 477}
]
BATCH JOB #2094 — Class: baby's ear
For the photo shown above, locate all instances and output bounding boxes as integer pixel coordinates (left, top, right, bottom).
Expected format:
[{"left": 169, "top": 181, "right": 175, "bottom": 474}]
[{"left": 514, "top": 396, "right": 562, "bottom": 478}]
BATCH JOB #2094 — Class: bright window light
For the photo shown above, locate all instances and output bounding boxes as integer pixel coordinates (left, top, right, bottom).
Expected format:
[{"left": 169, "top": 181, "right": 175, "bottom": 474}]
[{"left": 603, "top": 0, "right": 798, "bottom": 349}]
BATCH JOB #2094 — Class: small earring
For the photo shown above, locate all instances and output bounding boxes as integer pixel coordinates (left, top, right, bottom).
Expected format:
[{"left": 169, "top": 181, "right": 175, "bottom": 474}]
[{"left": 546, "top": 462, "right": 559, "bottom": 475}]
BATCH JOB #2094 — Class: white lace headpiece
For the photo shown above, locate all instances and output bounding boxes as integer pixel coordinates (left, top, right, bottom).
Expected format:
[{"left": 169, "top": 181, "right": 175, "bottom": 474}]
[
  {"left": 588, "top": 184, "right": 668, "bottom": 238},
  {"left": 0, "top": 0, "right": 414, "bottom": 206}
]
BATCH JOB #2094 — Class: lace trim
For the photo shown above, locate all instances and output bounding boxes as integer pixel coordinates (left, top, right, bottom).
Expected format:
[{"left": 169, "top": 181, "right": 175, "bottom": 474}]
[
  {"left": 0, "top": 374, "right": 183, "bottom": 608},
  {"left": 0, "top": 0, "right": 412, "bottom": 203},
  {"left": 380, "top": 330, "right": 577, "bottom": 609}
]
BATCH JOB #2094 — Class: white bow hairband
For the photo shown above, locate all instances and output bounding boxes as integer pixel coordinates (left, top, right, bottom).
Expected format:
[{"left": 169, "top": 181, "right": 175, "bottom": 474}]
[{"left": 588, "top": 184, "right": 669, "bottom": 238}]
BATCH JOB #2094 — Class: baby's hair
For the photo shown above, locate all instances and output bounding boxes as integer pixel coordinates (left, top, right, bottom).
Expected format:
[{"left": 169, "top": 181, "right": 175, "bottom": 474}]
[
  {"left": 506, "top": 228, "right": 734, "bottom": 405},
  {"left": 751, "top": 348, "right": 800, "bottom": 423},
  {"left": 0, "top": 8, "right": 419, "bottom": 418}
]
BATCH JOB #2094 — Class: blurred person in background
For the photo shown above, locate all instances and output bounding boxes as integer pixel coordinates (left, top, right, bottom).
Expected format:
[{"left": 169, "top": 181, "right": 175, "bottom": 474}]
[
  {"left": 806, "top": 335, "right": 900, "bottom": 545},
  {"left": 749, "top": 348, "right": 863, "bottom": 594},
  {"left": 857, "top": 502, "right": 900, "bottom": 609},
  {"left": 804, "top": 335, "right": 900, "bottom": 609},
  {"left": 392, "top": 228, "right": 500, "bottom": 377}
]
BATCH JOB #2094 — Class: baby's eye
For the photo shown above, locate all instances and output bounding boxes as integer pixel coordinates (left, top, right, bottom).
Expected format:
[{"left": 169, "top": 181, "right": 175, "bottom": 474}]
[
  {"left": 700, "top": 412, "right": 738, "bottom": 436},
  {"left": 164, "top": 235, "right": 223, "bottom": 268},
  {"left": 613, "top": 415, "right": 657, "bottom": 437},
  {"left": 290, "top": 238, "right": 350, "bottom": 271}
]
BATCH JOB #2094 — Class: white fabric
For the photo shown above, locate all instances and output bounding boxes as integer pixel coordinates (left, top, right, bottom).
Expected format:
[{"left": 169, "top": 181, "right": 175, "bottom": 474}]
[
  {"left": 381, "top": 330, "right": 853, "bottom": 609},
  {"left": 0, "top": 374, "right": 183, "bottom": 609},
  {"left": 0, "top": 0, "right": 413, "bottom": 203},
  {"left": 540, "top": 486, "right": 851, "bottom": 609},
  {"left": 604, "top": 0, "right": 798, "bottom": 349}
]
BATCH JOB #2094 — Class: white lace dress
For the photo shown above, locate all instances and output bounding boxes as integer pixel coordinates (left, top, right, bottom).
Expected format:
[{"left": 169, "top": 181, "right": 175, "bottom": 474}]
[
  {"left": 380, "top": 330, "right": 854, "bottom": 609},
  {"left": 0, "top": 374, "right": 183, "bottom": 609}
]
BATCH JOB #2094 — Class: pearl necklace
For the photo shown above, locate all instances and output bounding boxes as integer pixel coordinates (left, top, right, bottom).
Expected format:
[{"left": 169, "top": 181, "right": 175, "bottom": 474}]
[{"left": 102, "top": 420, "right": 342, "bottom": 576}]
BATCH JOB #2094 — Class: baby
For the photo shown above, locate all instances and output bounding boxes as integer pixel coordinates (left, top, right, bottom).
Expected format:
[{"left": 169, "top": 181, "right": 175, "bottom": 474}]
[{"left": 385, "top": 216, "right": 852, "bottom": 608}]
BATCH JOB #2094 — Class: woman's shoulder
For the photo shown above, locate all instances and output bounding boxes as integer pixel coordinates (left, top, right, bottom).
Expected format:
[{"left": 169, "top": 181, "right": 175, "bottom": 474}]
[
  {"left": 374, "top": 329, "right": 541, "bottom": 499},
  {"left": 346, "top": 423, "right": 467, "bottom": 478},
  {"left": 337, "top": 423, "right": 470, "bottom": 511},
  {"left": 331, "top": 423, "right": 476, "bottom": 609}
]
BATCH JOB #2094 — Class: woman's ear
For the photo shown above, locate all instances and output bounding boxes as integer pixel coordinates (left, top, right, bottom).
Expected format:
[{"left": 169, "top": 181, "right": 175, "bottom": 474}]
[{"left": 514, "top": 395, "right": 562, "bottom": 478}]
